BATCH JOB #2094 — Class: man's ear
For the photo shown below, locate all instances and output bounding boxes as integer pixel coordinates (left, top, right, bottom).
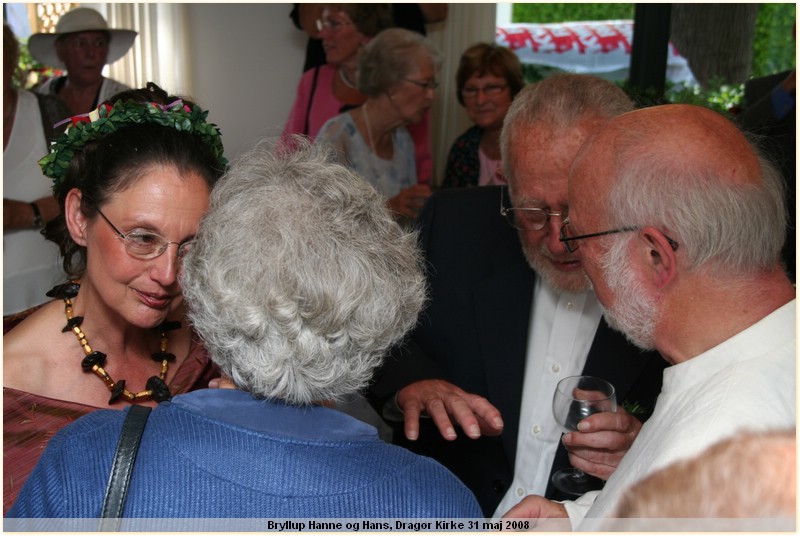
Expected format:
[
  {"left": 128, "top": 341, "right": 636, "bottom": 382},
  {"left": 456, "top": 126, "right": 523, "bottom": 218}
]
[
  {"left": 638, "top": 226, "right": 678, "bottom": 289},
  {"left": 64, "top": 188, "right": 89, "bottom": 247}
]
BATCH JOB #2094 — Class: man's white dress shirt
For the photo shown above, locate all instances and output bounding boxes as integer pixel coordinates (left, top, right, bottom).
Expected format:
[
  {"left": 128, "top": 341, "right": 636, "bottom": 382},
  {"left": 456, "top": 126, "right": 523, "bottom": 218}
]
[{"left": 492, "top": 278, "right": 603, "bottom": 518}]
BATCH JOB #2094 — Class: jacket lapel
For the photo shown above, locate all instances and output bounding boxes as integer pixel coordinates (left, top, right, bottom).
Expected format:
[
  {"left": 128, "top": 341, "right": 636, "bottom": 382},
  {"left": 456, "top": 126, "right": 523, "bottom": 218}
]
[{"left": 473, "top": 228, "right": 534, "bottom": 463}]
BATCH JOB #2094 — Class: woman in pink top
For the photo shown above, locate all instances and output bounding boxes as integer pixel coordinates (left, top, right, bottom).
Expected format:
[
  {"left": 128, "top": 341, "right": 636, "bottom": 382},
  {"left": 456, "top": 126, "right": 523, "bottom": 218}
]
[{"left": 282, "top": 5, "right": 392, "bottom": 142}]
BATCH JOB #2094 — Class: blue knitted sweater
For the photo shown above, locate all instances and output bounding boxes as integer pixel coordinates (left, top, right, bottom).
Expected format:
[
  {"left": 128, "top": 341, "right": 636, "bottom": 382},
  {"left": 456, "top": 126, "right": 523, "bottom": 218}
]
[{"left": 7, "top": 389, "right": 482, "bottom": 520}]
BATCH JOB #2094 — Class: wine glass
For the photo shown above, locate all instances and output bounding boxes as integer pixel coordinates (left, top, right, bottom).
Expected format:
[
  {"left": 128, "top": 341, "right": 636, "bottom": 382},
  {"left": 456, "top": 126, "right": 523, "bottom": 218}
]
[{"left": 551, "top": 375, "right": 617, "bottom": 496}]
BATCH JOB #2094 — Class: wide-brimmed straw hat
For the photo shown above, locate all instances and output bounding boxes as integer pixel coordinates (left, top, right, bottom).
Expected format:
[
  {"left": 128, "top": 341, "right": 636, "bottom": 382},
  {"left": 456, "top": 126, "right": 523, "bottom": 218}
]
[{"left": 28, "top": 7, "right": 137, "bottom": 69}]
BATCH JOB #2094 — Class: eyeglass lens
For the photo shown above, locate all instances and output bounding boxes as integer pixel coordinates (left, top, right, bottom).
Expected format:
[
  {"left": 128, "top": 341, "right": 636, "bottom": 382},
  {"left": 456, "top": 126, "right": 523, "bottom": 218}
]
[
  {"left": 97, "top": 208, "right": 190, "bottom": 260},
  {"left": 504, "top": 208, "right": 548, "bottom": 231},
  {"left": 462, "top": 85, "right": 507, "bottom": 99}
]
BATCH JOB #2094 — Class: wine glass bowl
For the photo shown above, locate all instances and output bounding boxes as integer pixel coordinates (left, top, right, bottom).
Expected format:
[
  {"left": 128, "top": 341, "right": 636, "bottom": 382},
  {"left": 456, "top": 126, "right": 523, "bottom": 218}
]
[{"left": 551, "top": 375, "right": 617, "bottom": 496}]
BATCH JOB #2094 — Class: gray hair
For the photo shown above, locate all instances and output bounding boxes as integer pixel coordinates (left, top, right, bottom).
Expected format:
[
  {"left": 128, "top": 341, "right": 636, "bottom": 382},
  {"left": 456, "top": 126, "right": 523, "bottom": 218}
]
[
  {"left": 357, "top": 28, "right": 442, "bottom": 97},
  {"left": 500, "top": 73, "right": 634, "bottom": 176},
  {"left": 180, "top": 139, "right": 427, "bottom": 405},
  {"left": 608, "top": 130, "right": 786, "bottom": 276}
]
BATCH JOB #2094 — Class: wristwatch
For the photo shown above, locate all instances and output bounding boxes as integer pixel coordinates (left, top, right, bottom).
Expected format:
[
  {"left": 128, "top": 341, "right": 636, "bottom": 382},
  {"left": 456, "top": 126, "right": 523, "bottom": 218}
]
[{"left": 30, "top": 202, "right": 43, "bottom": 230}]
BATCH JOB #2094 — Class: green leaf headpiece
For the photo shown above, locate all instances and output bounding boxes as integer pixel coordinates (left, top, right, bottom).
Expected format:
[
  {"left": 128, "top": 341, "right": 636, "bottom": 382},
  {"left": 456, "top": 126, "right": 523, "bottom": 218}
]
[{"left": 39, "top": 98, "right": 228, "bottom": 192}]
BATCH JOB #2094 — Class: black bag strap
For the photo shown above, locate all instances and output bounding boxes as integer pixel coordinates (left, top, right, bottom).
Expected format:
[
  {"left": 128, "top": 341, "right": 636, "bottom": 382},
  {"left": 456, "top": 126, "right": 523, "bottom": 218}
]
[
  {"left": 34, "top": 92, "right": 70, "bottom": 143},
  {"left": 303, "top": 65, "right": 321, "bottom": 136},
  {"left": 98, "top": 405, "right": 152, "bottom": 531},
  {"left": 34, "top": 93, "right": 56, "bottom": 144}
]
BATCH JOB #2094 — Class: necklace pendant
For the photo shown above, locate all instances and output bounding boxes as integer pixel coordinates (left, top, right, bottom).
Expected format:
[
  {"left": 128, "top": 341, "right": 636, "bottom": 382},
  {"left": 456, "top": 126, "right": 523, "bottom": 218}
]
[
  {"left": 46, "top": 281, "right": 81, "bottom": 299},
  {"left": 81, "top": 350, "right": 107, "bottom": 370},
  {"left": 62, "top": 316, "right": 84, "bottom": 333},
  {"left": 146, "top": 376, "right": 172, "bottom": 402},
  {"left": 109, "top": 379, "right": 127, "bottom": 404},
  {"left": 159, "top": 320, "right": 182, "bottom": 332},
  {"left": 151, "top": 351, "right": 176, "bottom": 363}
]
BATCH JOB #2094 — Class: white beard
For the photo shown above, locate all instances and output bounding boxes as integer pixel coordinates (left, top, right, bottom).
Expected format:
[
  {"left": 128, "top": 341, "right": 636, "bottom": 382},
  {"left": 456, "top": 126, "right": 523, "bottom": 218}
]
[
  {"left": 599, "top": 238, "right": 659, "bottom": 350},
  {"left": 522, "top": 240, "right": 591, "bottom": 294}
]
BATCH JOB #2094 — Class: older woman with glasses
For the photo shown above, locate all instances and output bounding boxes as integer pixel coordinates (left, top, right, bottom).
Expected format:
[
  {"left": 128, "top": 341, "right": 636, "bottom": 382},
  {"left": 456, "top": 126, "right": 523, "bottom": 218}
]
[
  {"left": 2, "top": 82, "right": 226, "bottom": 513},
  {"left": 442, "top": 43, "right": 524, "bottom": 189},
  {"left": 8, "top": 141, "right": 483, "bottom": 521},
  {"left": 315, "top": 28, "right": 440, "bottom": 222}
]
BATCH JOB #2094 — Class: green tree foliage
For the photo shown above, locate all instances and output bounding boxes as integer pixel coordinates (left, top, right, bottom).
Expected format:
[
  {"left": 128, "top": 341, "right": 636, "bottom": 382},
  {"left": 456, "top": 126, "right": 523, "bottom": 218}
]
[
  {"left": 621, "top": 78, "right": 745, "bottom": 116},
  {"left": 512, "top": 4, "right": 633, "bottom": 23},
  {"left": 751, "top": 3, "right": 796, "bottom": 78}
]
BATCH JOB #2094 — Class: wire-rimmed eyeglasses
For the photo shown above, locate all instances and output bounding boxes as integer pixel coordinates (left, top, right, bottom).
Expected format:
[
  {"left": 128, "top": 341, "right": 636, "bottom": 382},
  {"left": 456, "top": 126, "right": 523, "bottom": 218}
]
[
  {"left": 315, "top": 17, "right": 353, "bottom": 32},
  {"left": 559, "top": 217, "right": 679, "bottom": 254},
  {"left": 499, "top": 186, "right": 566, "bottom": 232},
  {"left": 461, "top": 84, "right": 508, "bottom": 100},
  {"left": 96, "top": 208, "right": 195, "bottom": 260}
]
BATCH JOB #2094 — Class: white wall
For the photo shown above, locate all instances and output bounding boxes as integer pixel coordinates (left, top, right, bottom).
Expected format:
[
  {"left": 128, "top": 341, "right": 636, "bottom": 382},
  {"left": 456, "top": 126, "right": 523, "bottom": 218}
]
[{"left": 186, "top": 4, "right": 307, "bottom": 161}]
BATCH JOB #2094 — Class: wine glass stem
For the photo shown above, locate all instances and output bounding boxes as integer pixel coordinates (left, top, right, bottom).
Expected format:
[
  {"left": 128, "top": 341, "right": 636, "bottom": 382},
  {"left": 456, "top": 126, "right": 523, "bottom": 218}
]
[{"left": 571, "top": 469, "right": 587, "bottom": 481}]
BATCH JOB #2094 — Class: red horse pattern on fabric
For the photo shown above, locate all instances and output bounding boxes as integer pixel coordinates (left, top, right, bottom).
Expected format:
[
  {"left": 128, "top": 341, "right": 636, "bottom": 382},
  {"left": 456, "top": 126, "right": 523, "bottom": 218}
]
[{"left": 587, "top": 26, "right": 632, "bottom": 53}]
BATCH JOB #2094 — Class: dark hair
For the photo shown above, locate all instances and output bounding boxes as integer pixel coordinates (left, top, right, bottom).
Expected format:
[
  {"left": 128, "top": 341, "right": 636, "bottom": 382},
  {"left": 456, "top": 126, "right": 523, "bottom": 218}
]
[
  {"left": 455, "top": 43, "right": 524, "bottom": 106},
  {"left": 44, "top": 82, "right": 225, "bottom": 277},
  {"left": 328, "top": 3, "right": 393, "bottom": 37},
  {"left": 4, "top": 24, "right": 20, "bottom": 84}
]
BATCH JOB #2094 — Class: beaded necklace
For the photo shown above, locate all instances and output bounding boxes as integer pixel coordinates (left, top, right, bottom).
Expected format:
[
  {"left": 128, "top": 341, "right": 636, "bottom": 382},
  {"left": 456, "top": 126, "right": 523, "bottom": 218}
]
[
  {"left": 338, "top": 67, "right": 358, "bottom": 90},
  {"left": 48, "top": 281, "right": 178, "bottom": 405}
]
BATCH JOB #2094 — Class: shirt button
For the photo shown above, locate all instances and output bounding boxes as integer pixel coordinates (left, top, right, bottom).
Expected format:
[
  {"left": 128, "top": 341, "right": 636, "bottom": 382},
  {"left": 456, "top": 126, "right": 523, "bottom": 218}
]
[
  {"left": 532, "top": 424, "right": 541, "bottom": 435},
  {"left": 551, "top": 363, "right": 561, "bottom": 373},
  {"left": 516, "top": 487, "right": 526, "bottom": 497},
  {"left": 566, "top": 301, "right": 574, "bottom": 310}
]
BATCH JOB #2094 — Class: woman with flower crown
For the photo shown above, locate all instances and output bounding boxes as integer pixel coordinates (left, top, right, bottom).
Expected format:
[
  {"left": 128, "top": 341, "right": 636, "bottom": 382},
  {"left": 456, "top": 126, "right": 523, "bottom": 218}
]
[{"left": 2, "top": 82, "right": 227, "bottom": 513}]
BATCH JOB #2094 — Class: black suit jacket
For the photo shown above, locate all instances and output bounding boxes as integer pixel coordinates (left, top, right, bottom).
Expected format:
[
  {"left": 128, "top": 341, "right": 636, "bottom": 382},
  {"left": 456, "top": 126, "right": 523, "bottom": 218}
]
[{"left": 368, "top": 186, "right": 667, "bottom": 516}]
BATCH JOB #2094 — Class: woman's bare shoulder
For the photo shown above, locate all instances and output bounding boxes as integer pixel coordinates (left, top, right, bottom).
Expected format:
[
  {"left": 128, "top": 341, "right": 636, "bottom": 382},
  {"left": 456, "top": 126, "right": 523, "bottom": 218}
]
[{"left": 4, "top": 301, "right": 69, "bottom": 389}]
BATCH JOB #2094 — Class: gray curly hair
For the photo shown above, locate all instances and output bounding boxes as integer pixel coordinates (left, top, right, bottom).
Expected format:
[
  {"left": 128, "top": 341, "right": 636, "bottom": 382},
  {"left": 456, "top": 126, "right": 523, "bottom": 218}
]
[{"left": 180, "top": 139, "right": 427, "bottom": 405}]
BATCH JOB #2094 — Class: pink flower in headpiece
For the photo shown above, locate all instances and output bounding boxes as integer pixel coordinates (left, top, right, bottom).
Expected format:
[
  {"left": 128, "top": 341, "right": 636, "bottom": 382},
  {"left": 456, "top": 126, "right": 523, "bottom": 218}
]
[{"left": 183, "top": 105, "right": 191, "bottom": 113}]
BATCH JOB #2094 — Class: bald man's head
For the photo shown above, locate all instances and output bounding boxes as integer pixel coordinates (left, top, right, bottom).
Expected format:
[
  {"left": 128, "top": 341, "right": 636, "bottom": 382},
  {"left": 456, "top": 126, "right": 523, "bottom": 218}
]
[{"left": 569, "top": 104, "right": 786, "bottom": 276}]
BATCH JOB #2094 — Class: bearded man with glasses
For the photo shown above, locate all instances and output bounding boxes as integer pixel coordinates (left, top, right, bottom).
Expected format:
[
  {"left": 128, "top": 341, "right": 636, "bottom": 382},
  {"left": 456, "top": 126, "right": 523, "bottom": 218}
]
[{"left": 366, "top": 73, "right": 668, "bottom": 517}]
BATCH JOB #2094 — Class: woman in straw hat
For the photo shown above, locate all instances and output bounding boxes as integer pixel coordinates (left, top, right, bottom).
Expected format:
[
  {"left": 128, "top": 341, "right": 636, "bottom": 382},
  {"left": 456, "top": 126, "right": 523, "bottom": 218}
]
[{"left": 29, "top": 7, "right": 137, "bottom": 115}]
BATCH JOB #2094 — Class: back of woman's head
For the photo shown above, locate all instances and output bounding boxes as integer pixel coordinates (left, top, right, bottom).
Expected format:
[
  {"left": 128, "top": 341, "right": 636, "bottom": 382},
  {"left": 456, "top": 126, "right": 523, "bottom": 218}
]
[
  {"left": 456, "top": 42, "right": 524, "bottom": 106},
  {"left": 357, "top": 27, "right": 441, "bottom": 97},
  {"left": 181, "top": 138, "right": 427, "bottom": 405},
  {"left": 43, "top": 82, "right": 226, "bottom": 277}
]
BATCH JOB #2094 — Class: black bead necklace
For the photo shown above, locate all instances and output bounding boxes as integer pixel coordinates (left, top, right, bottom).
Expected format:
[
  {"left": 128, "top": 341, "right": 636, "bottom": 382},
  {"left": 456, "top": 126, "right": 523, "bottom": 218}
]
[{"left": 47, "top": 281, "right": 178, "bottom": 405}]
